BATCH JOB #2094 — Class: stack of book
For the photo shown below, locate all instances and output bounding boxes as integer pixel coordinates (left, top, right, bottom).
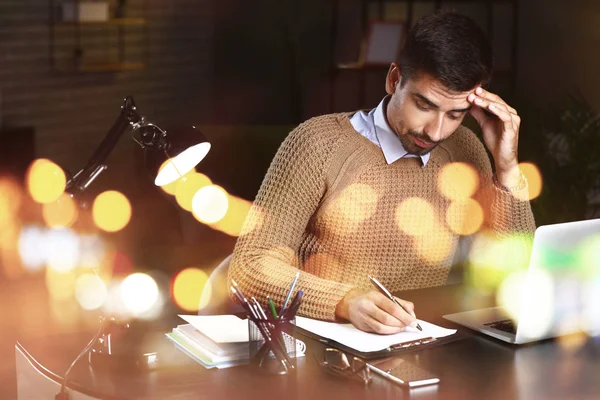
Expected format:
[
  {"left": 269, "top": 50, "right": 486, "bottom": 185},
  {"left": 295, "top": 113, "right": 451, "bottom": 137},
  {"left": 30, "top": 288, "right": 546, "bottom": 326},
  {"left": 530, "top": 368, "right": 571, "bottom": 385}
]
[{"left": 166, "top": 315, "right": 305, "bottom": 369}]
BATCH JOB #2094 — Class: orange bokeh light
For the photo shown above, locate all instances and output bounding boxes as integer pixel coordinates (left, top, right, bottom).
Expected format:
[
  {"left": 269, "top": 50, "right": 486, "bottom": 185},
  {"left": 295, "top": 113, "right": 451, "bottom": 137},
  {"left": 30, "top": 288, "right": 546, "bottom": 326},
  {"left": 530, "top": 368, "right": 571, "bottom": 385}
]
[
  {"left": 209, "top": 194, "right": 252, "bottom": 237},
  {"left": 175, "top": 172, "right": 212, "bottom": 211},
  {"left": 92, "top": 190, "right": 132, "bottom": 232},
  {"left": 437, "top": 162, "right": 479, "bottom": 200},
  {"left": 446, "top": 198, "right": 484, "bottom": 236},
  {"left": 26, "top": 159, "right": 66, "bottom": 204},
  {"left": 516, "top": 162, "right": 543, "bottom": 201},
  {"left": 395, "top": 197, "right": 435, "bottom": 236},
  {"left": 0, "top": 179, "right": 22, "bottom": 227}
]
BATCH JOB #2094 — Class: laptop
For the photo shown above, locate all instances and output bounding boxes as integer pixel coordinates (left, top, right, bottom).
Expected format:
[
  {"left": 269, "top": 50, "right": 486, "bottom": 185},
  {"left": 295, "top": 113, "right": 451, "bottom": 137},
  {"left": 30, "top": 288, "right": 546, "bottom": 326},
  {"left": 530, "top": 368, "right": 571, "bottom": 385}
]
[{"left": 443, "top": 218, "right": 600, "bottom": 344}]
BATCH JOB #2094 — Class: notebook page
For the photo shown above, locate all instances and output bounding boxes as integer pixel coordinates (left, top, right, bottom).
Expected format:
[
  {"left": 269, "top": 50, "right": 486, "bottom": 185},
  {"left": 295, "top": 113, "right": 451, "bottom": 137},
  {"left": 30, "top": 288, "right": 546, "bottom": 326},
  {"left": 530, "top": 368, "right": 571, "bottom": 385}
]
[{"left": 296, "top": 317, "right": 456, "bottom": 353}]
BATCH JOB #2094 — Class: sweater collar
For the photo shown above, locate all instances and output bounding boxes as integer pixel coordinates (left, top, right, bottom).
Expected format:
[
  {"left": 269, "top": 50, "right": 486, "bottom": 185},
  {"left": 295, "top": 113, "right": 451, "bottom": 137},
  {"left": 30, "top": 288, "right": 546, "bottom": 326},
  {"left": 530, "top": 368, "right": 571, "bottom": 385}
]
[{"left": 374, "top": 96, "right": 431, "bottom": 167}]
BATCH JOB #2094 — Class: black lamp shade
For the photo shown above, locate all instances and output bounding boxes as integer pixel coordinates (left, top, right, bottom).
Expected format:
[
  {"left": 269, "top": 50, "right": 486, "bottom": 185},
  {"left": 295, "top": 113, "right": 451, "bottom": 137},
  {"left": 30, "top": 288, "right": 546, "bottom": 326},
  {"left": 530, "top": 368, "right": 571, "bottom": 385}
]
[{"left": 144, "top": 126, "right": 210, "bottom": 186}]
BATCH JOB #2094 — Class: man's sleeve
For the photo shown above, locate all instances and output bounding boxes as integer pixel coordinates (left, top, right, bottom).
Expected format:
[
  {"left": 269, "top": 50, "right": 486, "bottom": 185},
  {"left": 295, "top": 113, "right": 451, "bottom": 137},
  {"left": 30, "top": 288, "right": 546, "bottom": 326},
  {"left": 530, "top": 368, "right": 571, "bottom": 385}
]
[
  {"left": 454, "top": 128, "right": 536, "bottom": 238},
  {"left": 228, "top": 119, "right": 355, "bottom": 321}
]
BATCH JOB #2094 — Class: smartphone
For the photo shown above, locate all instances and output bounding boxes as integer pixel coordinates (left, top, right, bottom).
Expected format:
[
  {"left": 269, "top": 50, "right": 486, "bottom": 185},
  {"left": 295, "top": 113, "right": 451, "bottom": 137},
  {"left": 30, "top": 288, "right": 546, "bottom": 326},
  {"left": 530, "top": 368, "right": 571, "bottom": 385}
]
[{"left": 367, "top": 358, "right": 439, "bottom": 388}]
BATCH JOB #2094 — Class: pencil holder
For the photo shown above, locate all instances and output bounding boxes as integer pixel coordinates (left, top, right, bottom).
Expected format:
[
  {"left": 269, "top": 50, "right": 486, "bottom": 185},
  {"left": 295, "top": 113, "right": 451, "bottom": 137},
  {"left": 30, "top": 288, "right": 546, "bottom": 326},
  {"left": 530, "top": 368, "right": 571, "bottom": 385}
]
[{"left": 248, "top": 315, "right": 297, "bottom": 375}]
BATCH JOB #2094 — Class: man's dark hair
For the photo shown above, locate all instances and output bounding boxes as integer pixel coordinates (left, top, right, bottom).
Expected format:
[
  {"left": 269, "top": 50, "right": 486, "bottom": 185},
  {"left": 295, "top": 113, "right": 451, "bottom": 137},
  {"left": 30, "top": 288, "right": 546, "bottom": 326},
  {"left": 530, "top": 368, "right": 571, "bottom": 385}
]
[{"left": 398, "top": 9, "right": 494, "bottom": 91}]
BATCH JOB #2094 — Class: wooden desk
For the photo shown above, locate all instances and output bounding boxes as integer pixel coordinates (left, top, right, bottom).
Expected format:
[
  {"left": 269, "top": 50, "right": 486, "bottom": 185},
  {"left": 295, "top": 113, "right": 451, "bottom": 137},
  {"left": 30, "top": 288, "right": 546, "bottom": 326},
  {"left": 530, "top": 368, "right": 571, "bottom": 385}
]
[{"left": 16, "top": 285, "right": 600, "bottom": 400}]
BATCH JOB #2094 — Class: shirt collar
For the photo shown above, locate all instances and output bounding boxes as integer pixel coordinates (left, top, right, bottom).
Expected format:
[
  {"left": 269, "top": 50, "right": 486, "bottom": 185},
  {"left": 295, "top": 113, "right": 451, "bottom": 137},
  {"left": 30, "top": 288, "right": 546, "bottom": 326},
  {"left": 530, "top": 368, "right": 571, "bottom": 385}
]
[{"left": 373, "top": 96, "right": 431, "bottom": 167}]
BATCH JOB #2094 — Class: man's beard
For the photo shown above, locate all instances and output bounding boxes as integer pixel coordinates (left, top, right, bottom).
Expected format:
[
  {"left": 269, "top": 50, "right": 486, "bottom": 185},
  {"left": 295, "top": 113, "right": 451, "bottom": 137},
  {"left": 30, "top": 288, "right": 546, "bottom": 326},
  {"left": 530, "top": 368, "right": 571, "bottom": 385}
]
[{"left": 398, "top": 129, "right": 440, "bottom": 156}]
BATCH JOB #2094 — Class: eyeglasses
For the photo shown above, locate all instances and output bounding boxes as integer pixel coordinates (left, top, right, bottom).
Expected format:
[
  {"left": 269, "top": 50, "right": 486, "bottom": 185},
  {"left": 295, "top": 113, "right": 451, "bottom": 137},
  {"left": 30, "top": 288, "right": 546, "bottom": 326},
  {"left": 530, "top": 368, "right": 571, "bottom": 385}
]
[{"left": 318, "top": 348, "right": 372, "bottom": 385}]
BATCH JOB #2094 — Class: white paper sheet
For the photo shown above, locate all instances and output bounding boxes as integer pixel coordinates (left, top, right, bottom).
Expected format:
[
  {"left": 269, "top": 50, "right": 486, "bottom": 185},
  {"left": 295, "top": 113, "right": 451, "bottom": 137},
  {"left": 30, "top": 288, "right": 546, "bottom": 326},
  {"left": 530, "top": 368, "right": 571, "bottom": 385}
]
[
  {"left": 179, "top": 314, "right": 249, "bottom": 343},
  {"left": 296, "top": 317, "right": 456, "bottom": 353}
]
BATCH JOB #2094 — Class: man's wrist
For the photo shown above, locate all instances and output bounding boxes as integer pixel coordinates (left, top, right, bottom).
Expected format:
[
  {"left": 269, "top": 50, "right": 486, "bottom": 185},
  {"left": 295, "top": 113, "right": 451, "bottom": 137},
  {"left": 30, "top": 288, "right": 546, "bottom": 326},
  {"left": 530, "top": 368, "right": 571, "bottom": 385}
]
[
  {"left": 335, "top": 288, "right": 360, "bottom": 321},
  {"left": 493, "top": 168, "right": 527, "bottom": 192}
]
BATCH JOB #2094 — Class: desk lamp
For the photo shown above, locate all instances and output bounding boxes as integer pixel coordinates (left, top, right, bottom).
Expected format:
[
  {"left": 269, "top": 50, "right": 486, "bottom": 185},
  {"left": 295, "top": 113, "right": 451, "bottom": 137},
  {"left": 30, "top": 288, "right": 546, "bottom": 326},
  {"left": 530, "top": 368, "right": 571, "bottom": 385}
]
[{"left": 55, "top": 96, "right": 210, "bottom": 400}]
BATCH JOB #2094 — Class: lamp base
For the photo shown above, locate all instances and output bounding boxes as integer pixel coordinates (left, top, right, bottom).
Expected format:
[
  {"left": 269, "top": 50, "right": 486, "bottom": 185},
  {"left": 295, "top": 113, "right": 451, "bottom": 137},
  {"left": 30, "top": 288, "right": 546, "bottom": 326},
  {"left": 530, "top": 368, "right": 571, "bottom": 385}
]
[{"left": 88, "top": 318, "right": 159, "bottom": 373}]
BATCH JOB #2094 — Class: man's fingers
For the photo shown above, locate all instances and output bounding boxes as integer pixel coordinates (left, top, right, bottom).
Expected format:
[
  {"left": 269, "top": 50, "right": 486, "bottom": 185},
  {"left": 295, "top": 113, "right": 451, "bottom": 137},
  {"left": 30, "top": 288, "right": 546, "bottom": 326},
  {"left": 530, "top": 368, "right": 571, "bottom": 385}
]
[
  {"left": 475, "top": 87, "right": 517, "bottom": 115},
  {"left": 364, "top": 314, "right": 405, "bottom": 335},
  {"left": 371, "top": 293, "right": 415, "bottom": 327},
  {"left": 395, "top": 297, "right": 416, "bottom": 317}
]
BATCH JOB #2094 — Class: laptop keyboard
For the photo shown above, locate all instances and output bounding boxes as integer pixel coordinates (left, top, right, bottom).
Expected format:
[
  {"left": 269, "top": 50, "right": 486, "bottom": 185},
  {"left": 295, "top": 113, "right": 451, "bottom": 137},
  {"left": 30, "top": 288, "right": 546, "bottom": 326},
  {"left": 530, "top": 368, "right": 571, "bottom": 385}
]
[{"left": 484, "top": 319, "right": 517, "bottom": 334}]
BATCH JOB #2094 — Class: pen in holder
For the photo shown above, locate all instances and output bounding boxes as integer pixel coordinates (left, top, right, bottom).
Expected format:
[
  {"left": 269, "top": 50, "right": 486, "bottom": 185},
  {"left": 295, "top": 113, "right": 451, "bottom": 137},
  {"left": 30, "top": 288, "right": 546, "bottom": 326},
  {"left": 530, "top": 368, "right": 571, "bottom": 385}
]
[
  {"left": 230, "top": 279, "right": 301, "bottom": 375},
  {"left": 248, "top": 314, "right": 297, "bottom": 375}
]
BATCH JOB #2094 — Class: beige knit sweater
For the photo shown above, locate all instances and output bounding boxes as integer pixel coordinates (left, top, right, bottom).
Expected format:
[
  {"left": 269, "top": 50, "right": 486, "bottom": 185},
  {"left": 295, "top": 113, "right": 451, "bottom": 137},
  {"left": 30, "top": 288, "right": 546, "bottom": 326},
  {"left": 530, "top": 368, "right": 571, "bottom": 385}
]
[{"left": 229, "top": 113, "right": 536, "bottom": 321}]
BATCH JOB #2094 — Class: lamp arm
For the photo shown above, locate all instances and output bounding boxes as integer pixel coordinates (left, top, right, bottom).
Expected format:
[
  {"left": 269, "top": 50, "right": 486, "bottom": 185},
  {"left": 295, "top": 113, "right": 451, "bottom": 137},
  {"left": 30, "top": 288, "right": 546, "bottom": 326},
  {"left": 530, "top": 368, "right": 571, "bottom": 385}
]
[{"left": 66, "top": 96, "right": 144, "bottom": 196}]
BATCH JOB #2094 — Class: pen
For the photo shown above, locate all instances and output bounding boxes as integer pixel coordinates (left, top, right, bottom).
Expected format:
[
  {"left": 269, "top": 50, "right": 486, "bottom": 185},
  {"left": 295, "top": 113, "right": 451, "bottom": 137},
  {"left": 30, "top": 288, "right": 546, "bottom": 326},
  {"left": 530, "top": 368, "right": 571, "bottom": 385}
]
[
  {"left": 368, "top": 276, "right": 423, "bottom": 332},
  {"left": 280, "top": 272, "right": 300, "bottom": 316},
  {"left": 267, "top": 296, "right": 279, "bottom": 319},
  {"left": 282, "top": 290, "right": 303, "bottom": 320}
]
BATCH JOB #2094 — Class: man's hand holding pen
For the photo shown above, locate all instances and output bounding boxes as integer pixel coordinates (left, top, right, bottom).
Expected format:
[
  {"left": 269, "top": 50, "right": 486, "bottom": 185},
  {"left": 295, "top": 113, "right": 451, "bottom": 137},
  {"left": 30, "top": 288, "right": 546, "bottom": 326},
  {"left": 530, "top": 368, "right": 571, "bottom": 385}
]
[{"left": 335, "top": 288, "right": 419, "bottom": 335}]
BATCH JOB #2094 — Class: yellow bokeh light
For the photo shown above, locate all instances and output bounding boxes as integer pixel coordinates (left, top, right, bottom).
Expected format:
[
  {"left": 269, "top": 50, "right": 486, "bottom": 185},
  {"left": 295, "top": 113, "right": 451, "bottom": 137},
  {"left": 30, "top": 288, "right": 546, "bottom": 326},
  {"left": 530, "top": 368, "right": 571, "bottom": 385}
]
[
  {"left": 210, "top": 194, "right": 253, "bottom": 237},
  {"left": 437, "top": 162, "right": 479, "bottom": 200},
  {"left": 42, "top": 193, "right": 78, "bottom": 228},
  {"left": 120, "top": 273, "right": 159, "bottom": 315},
  {"left": 0, "top": 179, "right": 22, "bottom": 227},
  {"left": 192, "top": 185, "right": 229, "bottom": 224},
  {"left": 395, "top": 197, "right": 435, "bottom": 236},
  {"left": 75, "top": 273, "right": 108, "bottom": 310},
  {"left": 446, "top": 198, "right": 484, "bottom": 236},
  {"left": 26, "top": 159, "right": 66, "bottom": 204},
  {"left": 45, "top": 267, "right": 76, "bottom": 302},
  {"left": 171, "top": 268, "right": 211, "bottom": 312},
  {"left": 413, "top": 227, "right": 454, "bottom": 263},
  {"left": 175, "top": 172, "right": 212, "bottom": 211},
  {"left": 515, "top": 163, "right": 543, "bottom": 201},
  {"left": 92, "top": 190, "right": 132, "bottom": 232}
]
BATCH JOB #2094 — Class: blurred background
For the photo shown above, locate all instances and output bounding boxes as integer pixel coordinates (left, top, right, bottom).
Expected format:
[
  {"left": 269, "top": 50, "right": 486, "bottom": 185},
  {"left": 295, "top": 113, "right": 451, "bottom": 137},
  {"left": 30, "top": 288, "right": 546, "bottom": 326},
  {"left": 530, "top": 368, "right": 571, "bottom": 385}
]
[{"left": 1, "top": 0, "right": 600, "bottom": 398}]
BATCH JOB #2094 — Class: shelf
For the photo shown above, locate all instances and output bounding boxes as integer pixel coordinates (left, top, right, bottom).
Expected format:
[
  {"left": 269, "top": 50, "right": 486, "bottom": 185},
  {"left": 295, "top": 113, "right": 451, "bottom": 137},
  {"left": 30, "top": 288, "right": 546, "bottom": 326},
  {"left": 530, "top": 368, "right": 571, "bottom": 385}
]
[
  {"left": 54, "top": 18, "right": 147, "bottom": 26},
  {"left": 55, "top": 62, "right": 146, "bottom": 72}
]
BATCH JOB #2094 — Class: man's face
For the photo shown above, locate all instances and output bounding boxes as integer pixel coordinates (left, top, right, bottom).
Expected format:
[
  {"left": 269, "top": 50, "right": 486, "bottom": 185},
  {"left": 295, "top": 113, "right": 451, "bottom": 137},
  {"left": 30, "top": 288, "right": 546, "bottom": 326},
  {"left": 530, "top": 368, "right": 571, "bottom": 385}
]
[{"left": 385, "top": 69, "right": 473, "bottom": 156}]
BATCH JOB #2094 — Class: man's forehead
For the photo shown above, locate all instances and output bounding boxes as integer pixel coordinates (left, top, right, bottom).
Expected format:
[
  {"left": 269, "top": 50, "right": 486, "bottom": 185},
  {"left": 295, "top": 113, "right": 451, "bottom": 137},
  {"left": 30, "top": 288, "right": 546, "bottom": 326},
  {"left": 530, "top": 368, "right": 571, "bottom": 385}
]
[{"left": 409, "top": 76, "right": 473, "bottom": 108}]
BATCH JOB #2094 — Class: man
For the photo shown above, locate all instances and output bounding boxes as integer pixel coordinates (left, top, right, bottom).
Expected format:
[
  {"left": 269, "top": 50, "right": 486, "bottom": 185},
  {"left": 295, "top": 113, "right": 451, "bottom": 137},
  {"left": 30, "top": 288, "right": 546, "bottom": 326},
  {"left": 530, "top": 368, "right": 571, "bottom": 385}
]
[{"left": 228, "top": 10, "right": 535, "bottom": 333}]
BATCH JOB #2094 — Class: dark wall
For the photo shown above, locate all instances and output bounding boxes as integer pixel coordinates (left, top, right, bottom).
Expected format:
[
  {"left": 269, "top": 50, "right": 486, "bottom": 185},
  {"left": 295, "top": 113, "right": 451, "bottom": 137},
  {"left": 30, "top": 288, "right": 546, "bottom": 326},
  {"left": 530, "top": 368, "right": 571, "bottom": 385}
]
[{"left": 0, "top": 0, "right": 214, "bottom": 190}]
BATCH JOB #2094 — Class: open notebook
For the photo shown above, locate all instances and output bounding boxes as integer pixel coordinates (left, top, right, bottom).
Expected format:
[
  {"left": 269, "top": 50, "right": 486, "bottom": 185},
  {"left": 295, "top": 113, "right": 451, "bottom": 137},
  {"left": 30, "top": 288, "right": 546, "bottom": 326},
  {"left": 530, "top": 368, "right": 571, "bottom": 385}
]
[{"left": 296, "top": 316, "right": 457, "bottom": 357}]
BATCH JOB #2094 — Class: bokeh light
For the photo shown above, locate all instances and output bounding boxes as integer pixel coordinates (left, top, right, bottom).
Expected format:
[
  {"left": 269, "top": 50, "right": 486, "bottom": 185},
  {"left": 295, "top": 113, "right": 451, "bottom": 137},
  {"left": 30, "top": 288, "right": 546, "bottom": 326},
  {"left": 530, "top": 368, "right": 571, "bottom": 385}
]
[
  {"left": 445, "top": 198, "right": 484, "bottom": 236},
  {"left": 515, "top": 163, "right": 543, "bottom": 201},
  {"left": 75, "top": 273, "right": 108, "bottom": 310},
  {"left": 45, "top": 267, "right": 76, "bottom": 302},
  {"left": 26, "top": 159, "right": 66, "bottom": 204},
  {"left": 78, "top": 234, "right": 106, "bottom": 270},
  {"left": 413, "top": 227, "right": 454, "bottom": 263},
  {"left": 328, "top": 184, "right": 378, "bottom": 236},
  {"left": 171, "top": 267, "right": 211, "bottom": 312},
  {"left": 120, "top": 273, "right": 159, "bottom": 315},
  {"left": 466, "top": 232, "right": 533, "bottom": 291},
  {"left": 175, "top": 172, "right": 212, "bottom": 211},
  {"left": 42, "top": 192, "right": 78, "bottom": 228},
  {"left": 496, "top": 270, "right": 528, "bottom": 320},
  {"left": 437, "top": 162, "right": 479, "bottom": 200},
  {"left": 517, "top": 268, "right": 555, "bottom": 340},
  {"left": 396, "top": 198, "right": 435, "bottom": 236},
  {"left": 210, "top": 195, "right": 253, "bottom": 237},
  {"left": 0, "top": 178, "right": 22, "bottom": 226},
  {"left": 18, "top": 225, "right": 47, "bottom": 271},
  {"left": 578, "top": 234, "right": 600, "bottom": 279},
  {"left": 45, "top": 228, "right": 80, "bottom": 273},
  {"left": 92, "top": 190, "right": 132, "bottom": 232},
  {"left": 192, "top": 184, "right": 229, "bottom": 224}
]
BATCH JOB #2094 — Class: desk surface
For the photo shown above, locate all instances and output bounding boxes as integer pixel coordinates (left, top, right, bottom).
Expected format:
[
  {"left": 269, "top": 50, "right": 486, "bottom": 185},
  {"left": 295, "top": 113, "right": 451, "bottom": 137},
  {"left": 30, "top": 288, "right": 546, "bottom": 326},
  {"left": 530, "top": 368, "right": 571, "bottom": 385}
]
[{"left": 17, "top": 285, "right": 600, "bottom": 400}]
